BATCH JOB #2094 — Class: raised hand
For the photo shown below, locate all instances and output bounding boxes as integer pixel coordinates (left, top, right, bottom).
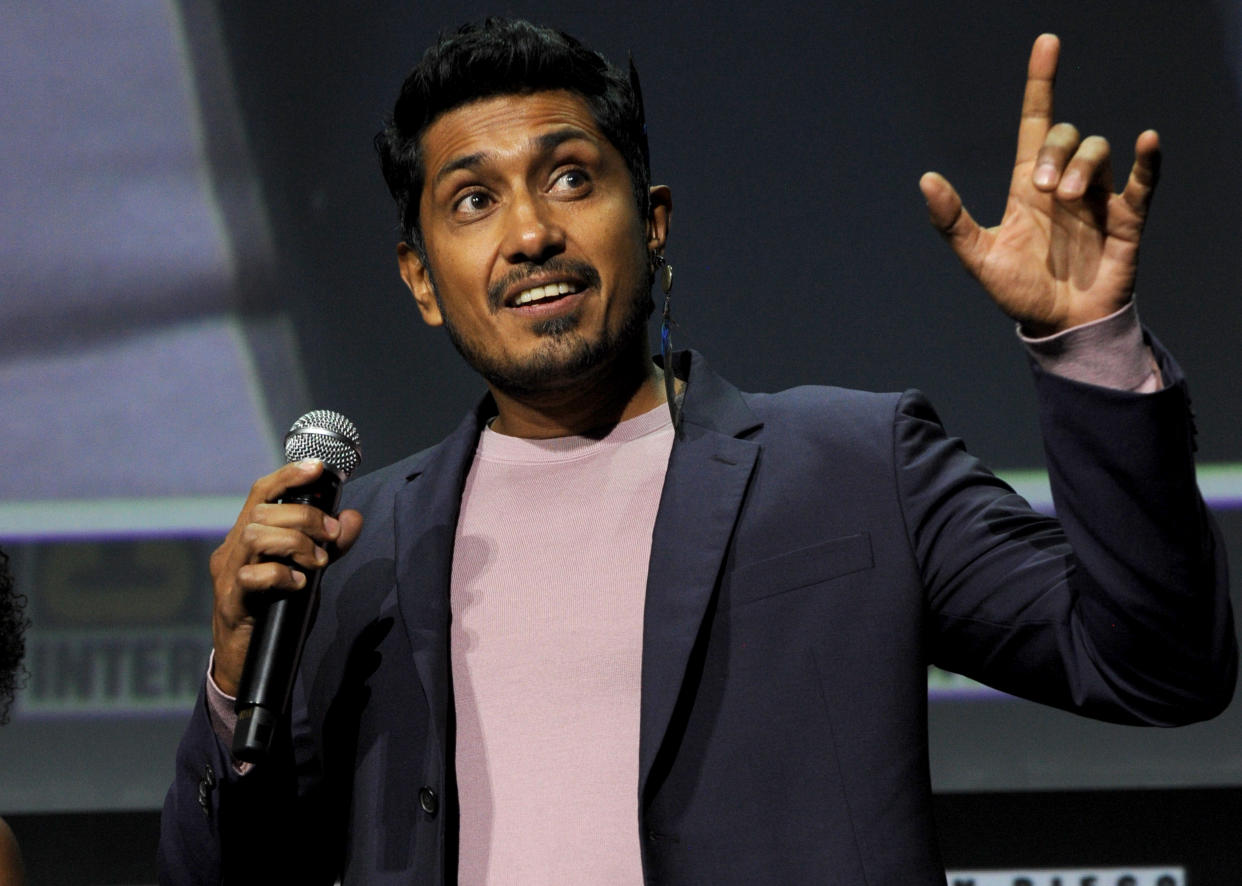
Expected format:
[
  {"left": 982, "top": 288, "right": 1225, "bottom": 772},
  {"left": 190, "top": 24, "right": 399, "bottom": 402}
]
[
  {"left": 919, "top": 34, "right": 1161, "bottom": 336},
  {"left": 209, "top": 460, "right": 364, "bottom": 697}
]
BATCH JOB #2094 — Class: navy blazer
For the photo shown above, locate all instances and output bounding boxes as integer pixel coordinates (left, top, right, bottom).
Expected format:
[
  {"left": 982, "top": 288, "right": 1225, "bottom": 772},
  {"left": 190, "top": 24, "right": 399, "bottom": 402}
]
[{"left": 159, "top": 346, "right": 1236, "bottom": 885}]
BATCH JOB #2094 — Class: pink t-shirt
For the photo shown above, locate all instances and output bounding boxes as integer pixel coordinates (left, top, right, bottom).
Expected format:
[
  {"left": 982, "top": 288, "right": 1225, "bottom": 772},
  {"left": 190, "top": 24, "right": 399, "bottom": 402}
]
[{"left": 450, "top": 405, "right": 674, "bottom": 884}]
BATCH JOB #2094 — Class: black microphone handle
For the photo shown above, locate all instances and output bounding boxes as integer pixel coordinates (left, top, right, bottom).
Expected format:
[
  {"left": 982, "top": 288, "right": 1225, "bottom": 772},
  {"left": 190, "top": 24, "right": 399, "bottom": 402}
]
[{"left": 232, "top": 471, "right": 343, "bottom": 763}]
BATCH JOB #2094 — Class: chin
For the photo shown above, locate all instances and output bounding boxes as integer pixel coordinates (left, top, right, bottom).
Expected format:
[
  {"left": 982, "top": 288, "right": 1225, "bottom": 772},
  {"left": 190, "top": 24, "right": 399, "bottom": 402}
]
[
  {"left": 474, "top": 331, "right": 619, "bottom": 398},
  {"left": 446, "top": 292, "right": 654, "bottom": 399}
]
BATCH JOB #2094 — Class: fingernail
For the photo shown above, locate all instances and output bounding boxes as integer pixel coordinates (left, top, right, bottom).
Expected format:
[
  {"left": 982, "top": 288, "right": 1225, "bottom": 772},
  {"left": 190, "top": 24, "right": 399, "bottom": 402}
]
[
  {"left": 299, "top": 458, "right": 322, "bottom": 470},
  {"left": 1033, "top": 164, "right": 1056, "bottom": 187},
  {"left": 293, "top": 570, "right": 307, "bottom": 588},
  {"left": 1061, "top": 171, "right": 1083, "bottom": 193},
  {"left": 323, "top": 516, "right": 340, "bottom": 537},
  {"left": 315, "top": 546, "right": 329, "bottom": 566}
]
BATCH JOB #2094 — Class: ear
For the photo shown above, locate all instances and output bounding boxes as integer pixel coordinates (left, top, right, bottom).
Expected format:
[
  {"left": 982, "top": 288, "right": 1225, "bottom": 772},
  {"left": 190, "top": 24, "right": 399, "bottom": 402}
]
[
  {"left": 397, "top": 242, "right": 443, "bottom": 327},
  {"left": 646, "top": 185, "right": 672, "bottom": 253}
]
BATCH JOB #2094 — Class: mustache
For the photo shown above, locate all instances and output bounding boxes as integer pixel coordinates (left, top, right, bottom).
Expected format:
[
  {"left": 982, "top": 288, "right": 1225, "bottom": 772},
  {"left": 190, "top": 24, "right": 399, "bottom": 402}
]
[{"left": 487, "top": 258, "right": 602, "bottom": 311}]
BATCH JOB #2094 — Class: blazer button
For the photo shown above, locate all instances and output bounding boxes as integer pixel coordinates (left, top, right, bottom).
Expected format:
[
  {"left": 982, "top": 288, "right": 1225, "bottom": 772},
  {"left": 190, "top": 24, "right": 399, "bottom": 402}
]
[
  {"left": 197, "top": 764, "right": 217, "bottom": 817},
  {"left": 419, "top": 787, "right": 438, "bottom": 817}
]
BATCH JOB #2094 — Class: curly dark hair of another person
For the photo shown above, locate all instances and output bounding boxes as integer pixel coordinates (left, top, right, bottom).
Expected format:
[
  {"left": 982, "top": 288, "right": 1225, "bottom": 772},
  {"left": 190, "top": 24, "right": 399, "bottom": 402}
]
[
  {"left": 374, "top": 17, "right": 653, "bottom": 267},
  {"left": 0, "top": 549, "right": 29, "bottom": 725}
]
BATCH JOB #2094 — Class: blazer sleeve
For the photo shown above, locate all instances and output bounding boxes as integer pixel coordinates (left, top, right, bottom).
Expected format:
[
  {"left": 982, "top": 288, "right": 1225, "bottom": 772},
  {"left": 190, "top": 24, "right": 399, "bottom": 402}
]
[
  {"left": 905, "top": 334, "right": 1236, "bottom": 724},
  {"left": 158, "top": 681, "right": 333, "bottom": 885}
]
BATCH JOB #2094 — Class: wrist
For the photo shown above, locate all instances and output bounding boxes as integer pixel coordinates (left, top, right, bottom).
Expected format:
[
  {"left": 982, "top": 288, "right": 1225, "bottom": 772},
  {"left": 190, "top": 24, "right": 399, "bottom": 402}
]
[
  {"left": 1020, "top": 301, "right": 1162, "bottom": 392},
  {"left": 209, "top": 650, "right": 240, "bottom": 699}
]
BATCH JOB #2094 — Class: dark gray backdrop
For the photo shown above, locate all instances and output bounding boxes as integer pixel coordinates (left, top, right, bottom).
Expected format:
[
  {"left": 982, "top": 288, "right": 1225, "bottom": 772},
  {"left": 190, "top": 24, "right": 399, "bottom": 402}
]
[{"left": 208, "top": 0, "right": 1242, "bottom": 473}]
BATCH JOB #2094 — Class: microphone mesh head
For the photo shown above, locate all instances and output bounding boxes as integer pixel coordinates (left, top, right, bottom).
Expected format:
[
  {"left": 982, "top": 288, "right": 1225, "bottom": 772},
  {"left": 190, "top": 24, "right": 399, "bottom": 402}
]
[{"left": 283, "top": 410, "right": 362, "bottom": 479}]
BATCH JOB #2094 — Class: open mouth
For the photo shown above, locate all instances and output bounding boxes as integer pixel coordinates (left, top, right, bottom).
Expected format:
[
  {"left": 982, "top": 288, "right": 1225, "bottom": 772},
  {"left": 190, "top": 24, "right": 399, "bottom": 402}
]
[
  {"left": 492, "top": 260, "right": 601, "bottom": 313},
  {"left": 508, "top": 279, "right": 585, "bottom": 308}
]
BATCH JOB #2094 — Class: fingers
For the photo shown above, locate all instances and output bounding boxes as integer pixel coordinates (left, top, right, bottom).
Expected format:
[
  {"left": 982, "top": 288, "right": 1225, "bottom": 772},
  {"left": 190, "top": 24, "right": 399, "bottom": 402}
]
[
  {"left": 1120, "top": 129, "right": 1161, "bottom": 219},
  {"left": 227, "top": 507, "right": 362, "bottom": 605},
  {"left": 235, "top": 517, "right": 329, "bottom": 585},
  {"left": 1031, "top": 124, "right": 1114, "bottom": 200},
  {"left": 1017, "top": 35, "right": 1135, "bottom": 207},
  {"left": 236, "top": 558, "right": 314, "bottom": 594},
  {"left": 243, "top": 458, "right": 330, "bottom": 513},
  {"left": 1032, "top": 122, "right": 1080, "bottom": 189},
  {"left": 222, "top": 460, "right": 343, "bottom": 575},
  {"left": 209, "top": 460, "right": 365, "bottom": 695},
  {"left": 232, "top": 506, "right": 362, "bottom": 586},
  {"left": 335, "top": 508, "right": 365, "bottom": 555},
  {"left": 1015, "top": 33, "right": 1060, "bottom": 167},
  {"left": 1059, "top": 135, "right": 1112, "bottom": 200},
  {"left": 920, "top": 171, "right": 986, "bottom": 272}
]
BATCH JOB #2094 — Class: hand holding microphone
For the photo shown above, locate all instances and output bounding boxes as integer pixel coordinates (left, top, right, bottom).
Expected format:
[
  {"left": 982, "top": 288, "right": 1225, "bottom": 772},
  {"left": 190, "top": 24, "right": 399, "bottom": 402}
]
[{"left": 208, "top": 411, "right": 363, "bottom": 763}]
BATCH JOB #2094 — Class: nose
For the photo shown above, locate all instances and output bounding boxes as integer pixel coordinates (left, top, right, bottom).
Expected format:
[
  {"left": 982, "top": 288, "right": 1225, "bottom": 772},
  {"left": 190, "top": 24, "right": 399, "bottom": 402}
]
[{"left": 501, "top": 189, "right": 565, "bottom": 264}]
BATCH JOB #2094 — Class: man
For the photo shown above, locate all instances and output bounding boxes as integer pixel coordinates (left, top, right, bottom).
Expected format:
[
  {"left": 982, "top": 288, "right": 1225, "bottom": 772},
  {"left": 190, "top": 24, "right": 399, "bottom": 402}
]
[{"left": 160, "top": 19, "right": 1236, "bottom": 885}]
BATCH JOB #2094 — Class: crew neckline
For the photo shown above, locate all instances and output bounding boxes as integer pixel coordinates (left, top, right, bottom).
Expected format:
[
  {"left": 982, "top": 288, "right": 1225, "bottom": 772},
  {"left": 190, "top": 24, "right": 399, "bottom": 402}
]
[{"left": 476, "top": 404, "right": 673, "bottom": 464}]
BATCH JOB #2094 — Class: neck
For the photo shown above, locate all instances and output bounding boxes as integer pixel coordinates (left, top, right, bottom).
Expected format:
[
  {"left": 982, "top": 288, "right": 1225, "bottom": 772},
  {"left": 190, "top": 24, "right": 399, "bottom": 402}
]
[{"left": 488, "top": 342, "right": 669, "bottom": 439}]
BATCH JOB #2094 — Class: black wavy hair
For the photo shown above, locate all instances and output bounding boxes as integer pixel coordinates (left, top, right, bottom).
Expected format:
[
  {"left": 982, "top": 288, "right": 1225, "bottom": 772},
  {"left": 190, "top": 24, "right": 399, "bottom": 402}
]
[
  {"left": 374, "top": 18, "right": 651, "bottom": 263},
  {"left": 0, "top": 549, "right": 28, "bottom": 725}
]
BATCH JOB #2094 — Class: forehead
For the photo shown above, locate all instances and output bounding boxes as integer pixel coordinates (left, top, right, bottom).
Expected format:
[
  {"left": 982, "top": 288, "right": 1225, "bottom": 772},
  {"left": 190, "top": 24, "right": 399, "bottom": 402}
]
[{"left": 420, "top": 90, "right": 610, "bottom": 182}]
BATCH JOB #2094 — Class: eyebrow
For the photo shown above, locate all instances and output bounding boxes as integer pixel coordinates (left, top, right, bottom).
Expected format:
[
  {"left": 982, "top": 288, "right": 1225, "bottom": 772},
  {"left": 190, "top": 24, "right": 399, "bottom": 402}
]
[{"left": 431, "top": 126, "right": 598, "bottom": 189}]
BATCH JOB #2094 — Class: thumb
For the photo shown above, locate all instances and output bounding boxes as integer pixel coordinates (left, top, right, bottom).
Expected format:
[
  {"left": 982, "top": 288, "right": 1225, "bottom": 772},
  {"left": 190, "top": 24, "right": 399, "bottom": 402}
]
[
  {"left": 919, "top": 171, "right": 985, "bottom": 273},
  {"left": 332, "top": 509, "right": 366, "bottom": 556}
]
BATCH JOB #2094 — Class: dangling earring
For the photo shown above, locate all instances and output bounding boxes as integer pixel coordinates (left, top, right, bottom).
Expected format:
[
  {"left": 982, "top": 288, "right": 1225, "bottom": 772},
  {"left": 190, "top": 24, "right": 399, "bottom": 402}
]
[
  {"left": 658, "top": 255, "right": 674, "bottom": 297},
  {"left": 653, "top": 253, "right": 680, "bottom": 430}
]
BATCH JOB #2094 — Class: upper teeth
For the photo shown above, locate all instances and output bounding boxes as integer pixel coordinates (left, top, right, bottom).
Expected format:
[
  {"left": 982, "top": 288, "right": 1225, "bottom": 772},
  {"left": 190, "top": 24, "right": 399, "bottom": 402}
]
[{"left": 513, "top": 282, "right": 575, "bottom": 306}]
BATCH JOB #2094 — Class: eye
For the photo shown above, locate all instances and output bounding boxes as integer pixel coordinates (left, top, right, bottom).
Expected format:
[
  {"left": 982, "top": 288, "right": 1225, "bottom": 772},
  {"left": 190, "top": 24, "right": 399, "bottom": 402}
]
[
  {"left": 550, "top": 168, "right": 590, "bottom": 194},
  {"left": 452, "top": 190, "right": 493, "bottom": 216}
]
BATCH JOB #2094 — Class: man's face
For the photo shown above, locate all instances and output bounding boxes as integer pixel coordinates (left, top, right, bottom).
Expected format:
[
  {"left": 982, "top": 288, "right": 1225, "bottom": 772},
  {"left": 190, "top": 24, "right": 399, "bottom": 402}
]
[{"left": 398, "top": 90, "right": 669, "bottom": 398}]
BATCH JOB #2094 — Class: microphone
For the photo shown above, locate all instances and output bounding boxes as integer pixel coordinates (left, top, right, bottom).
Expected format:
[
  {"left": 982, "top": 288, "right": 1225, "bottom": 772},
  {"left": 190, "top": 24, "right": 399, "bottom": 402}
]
[{"left": 232, "top": 410, "right": 362, "bottom": 763}]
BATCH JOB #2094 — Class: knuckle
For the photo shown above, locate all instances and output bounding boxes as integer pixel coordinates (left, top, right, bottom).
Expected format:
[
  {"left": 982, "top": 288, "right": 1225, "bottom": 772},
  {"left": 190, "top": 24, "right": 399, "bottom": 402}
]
[
  {"left": 234, "top": 563, "right": 260, "bottom": 589},
  {"left": 249, "top": 472, "right": 279, "bottom": 502},
  {"left": 238, "top": 561, "right": 282, "bottom": 591},
  {"left": 209, "top": 540, "right": 243, "bottom": 581},
  {"left": 239, "top": 522, "right": 262, "bottom": 547},
  {"left": 1046, "top": 122, "right": 1079, "bottom": 149}
]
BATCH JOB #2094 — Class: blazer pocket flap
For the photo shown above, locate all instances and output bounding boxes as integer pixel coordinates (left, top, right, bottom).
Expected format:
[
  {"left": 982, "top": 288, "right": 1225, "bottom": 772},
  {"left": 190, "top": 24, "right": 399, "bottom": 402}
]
[{"left": 729, "top": 532, "right": 874, "bottom": 607}]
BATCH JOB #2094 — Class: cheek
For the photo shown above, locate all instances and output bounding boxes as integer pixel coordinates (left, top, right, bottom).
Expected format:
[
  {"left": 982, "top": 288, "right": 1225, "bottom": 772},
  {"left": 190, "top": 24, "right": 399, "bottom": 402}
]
[
  {"left": 586, "top": 201, "right": 649, "bottom": 281},
  {"left": 426, "top": 240, "right": 494, "bottom": 310}
]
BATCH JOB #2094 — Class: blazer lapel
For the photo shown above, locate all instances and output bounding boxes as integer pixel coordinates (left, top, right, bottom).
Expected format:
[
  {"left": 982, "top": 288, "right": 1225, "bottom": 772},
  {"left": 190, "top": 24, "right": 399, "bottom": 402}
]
[
  {"left": 392, "top": 401, "right": 490, "bottom": 760},
  {"left": 639, "top": 351, "right": 762, "bottom": 797}
]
